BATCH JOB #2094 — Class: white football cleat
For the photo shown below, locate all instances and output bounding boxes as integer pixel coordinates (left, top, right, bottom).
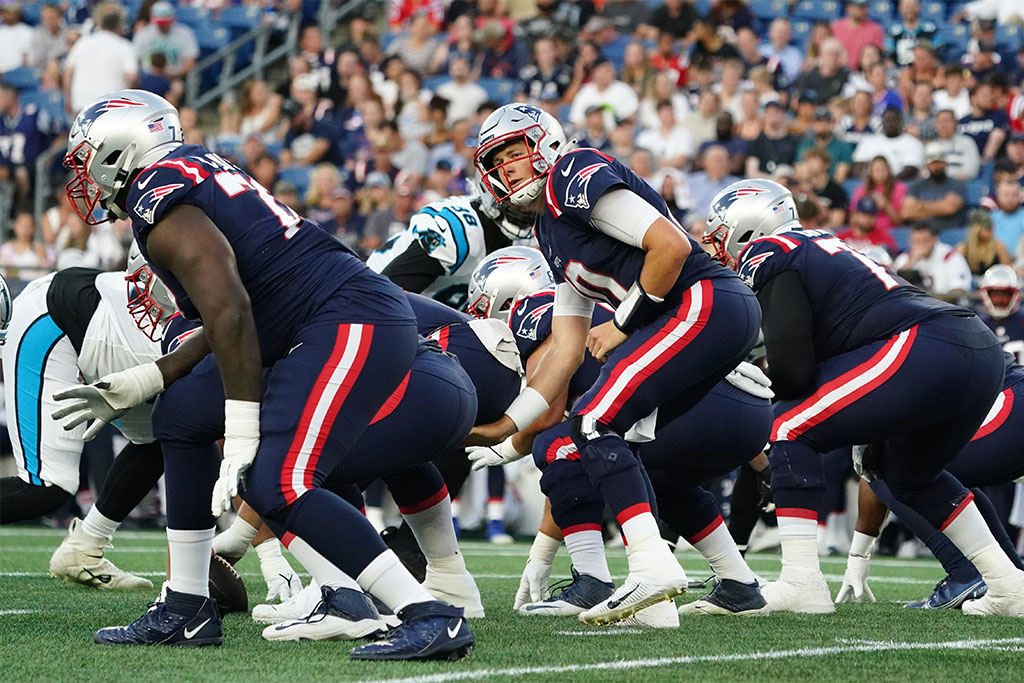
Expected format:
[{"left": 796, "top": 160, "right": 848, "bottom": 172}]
[
  {"left": 49, "top": 519, "right": 153, "bottom": 590},
  {"left": 621, "top": 598, "right": 680, "bottom": 628},
  {"left": 761, "top": 568, "right": 835, "bottom": 614},
  {"left": 252, "top": 581, "right": 321, "bottom": 624},
  {"left": 423, "top": 564, "right": 485, "bottom": 618},
  {"left": 261, "top": 586, "right": 387, "bottom": 641},
  {"left": 962, "top": 571, "right": 1024, "bottom": 617},
  {"left": 578, "top": 573, "right": 688, "bottom": 625}
]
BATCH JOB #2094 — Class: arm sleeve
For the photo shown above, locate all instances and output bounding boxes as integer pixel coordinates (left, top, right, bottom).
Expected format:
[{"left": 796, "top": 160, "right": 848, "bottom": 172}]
[
  {"left": 589, "top": 189, "right": 665, "bottom": 249},
  {"left": 756, "top": 271, "right": 817, "bottom": 400},
  {"left": 553, "top": 282, "right": 595, "bottom": 319},
  {"left": 378, "top": 239, "right": 446, "bottom": 293}
]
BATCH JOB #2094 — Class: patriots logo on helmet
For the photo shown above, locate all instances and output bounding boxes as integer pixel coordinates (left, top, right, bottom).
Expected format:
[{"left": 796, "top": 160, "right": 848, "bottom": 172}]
[
  {"left": 510, "top": 105, "right": 542, "bottom": 122},
  {"left": 473, "top": 255, "right": 530, "bottom": 286},
  {"left": 516, "top": 301, "right": 553, "bottom": 341},
  {"left": 74, "top": 97, "right": 146, "bottom": 135},
  {"left": 563, "top": 163, "right": 606, "bottom": 211},
  {"left": 134, "top": 183, "right": 184, "bottom": 224},
  {"left": 710, "top": 186, "right": 768, "bottom": 219}
]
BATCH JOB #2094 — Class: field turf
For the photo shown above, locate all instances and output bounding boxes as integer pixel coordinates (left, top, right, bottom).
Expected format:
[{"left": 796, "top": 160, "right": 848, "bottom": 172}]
[{"left": 2, "top": 526, "right": 1022, "bottom": 682}]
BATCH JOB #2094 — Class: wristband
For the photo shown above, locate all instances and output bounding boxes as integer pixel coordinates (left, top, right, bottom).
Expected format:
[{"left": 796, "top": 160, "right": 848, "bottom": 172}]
[
  {"left": 224, "top": 400, "right": 261, "bottom": 440},
  {"left": 613, "top": 281, "right": 665, "bottom": 334},
  {"left": 499, "top": 435, "right": 528, "bottom": 461},
  {"left": 849, "top": 530, "right": 877, "bottom": 558},
  {"left": 528, "top": 532, "right": 562, "bottom": 564},
  {"left": 504, "top": 387, "right": 549, "bottom": 431}
]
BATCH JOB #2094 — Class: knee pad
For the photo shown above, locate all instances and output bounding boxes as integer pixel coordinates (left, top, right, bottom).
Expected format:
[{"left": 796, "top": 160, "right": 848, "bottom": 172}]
[
  {"left": 570, "top": 415, "right": 638, "bottom": 481},
  {"left": 768, "top": 440, "right": 826, "bottom": 491},
  {"left": 539, "top": 460, "right": 604, "bottom": 530}
]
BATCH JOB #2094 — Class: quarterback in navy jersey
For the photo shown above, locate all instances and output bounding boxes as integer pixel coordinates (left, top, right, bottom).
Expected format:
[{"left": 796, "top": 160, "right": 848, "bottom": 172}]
[
  {"left": 52, "top": 91, "right": 474, "bottom": 658},
  {"left": 706, "top": 177, "right": 1024, "bottom": 617},
  {"left": 977, "top": 264, "right": 1024, "bottom": 363},
  {"left": 471, "top": 104, "right": 762, "bottom": 624}
]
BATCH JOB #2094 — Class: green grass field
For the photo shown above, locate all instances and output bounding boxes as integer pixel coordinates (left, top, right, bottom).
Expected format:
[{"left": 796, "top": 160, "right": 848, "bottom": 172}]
[{"left": 1, "top": 527, "right": 1023, "bottom": 682}]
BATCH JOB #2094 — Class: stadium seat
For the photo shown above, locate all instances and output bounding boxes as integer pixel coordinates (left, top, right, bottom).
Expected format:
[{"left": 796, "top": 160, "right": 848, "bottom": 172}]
[
  {"left": 478, "top": 78, "right": 519, "bottom": 102},
  {"left": 842, "top": 178, "right": 862, "bottom": 199},
  {"left": 3, "top": 67, "right": 39, "bottom": 92},
  {"left": 996, "top": 24, "right": 1023, "bottom": 52},
  {"left": 749, "top": 0, "right": 790, "bottom": 21},
  {"left": 938, "top": 226, "right": 965, "bottom": 247},
  {"left": 694, "top": 0, "right": 712, "bottom": 15},
  {"left": 793, "top": 0, "right": 841, "bottom": 22},
  {"left": 868, "top": 0, "right": 893, "bottom": 23},
  {"left": 176, "top": 6, "right": 210, "bottom": 30},
  {"left": 890, "top": 226, "right": 911, "bottom": 253},
  {"left": 920, "top": 1, "right": 947, "bottom": 22},
  {"left": 966, "top": 180, "right": 989, "bottom": 207},
  {"left": 935, "top": 24, "right": 969, "bottom": 50},
  {"left": 217, "top": 5, "right": 261, "bottom": 36},
  {"left": 195, "top": 26, "right": 231, "bottom": 53},
  {"left": 21, "top": 90, "right": 65, "bottom": 123},
  {"left": 278, "top": 165, "right": 313, "bottom": 197},
  {"left": 21, "top": 1, "right": 42, "bottom": 26},
  {"left": 790, "top": 19, "right": 813, "bottom": 46}
]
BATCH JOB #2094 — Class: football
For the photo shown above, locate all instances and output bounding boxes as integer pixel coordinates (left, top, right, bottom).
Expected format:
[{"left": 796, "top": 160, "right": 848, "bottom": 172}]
[{"left": 209, "top": 553, "right": 248, "bottom": 615}]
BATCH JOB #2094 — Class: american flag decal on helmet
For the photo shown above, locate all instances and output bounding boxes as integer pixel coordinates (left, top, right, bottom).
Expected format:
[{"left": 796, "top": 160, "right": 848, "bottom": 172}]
[{"left": 134, "top": 183, "right": 184, "bottom": 224}]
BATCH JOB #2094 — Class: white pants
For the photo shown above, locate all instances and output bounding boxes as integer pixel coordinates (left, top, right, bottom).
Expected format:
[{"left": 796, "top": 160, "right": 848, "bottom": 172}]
[{"left": 2, "top": 276, "right": 88, "bottom": 494}]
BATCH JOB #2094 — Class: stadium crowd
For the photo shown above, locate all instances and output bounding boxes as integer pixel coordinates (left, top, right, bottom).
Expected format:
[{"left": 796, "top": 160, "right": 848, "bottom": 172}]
[{"left": 0, "top": 0, "right": 1022, "bottom": 553}]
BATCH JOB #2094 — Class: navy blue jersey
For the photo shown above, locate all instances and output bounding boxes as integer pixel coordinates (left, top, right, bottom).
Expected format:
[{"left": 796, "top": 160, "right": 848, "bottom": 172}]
[
  {"left": 537, "top": 148, "right": 734, "bottom": 307},
  {"left": 738, "top": 228, "right": 958, "bottom": 360},
  {"left": 508, "top": 287, "right": 614, "bottom": 402},
  {"left": 0, "top": 103, "right": 61, "bottom": 168},
  {"left": 980, "top": 309, "right": 1024, "bottom": 364},
  {"left": 127, "top": 144, "right": 412, "bottom": 362},
  {"left": 406, "top": 291, "right": 472, "bottom": 334},
  {"left": 160, "top": 314, "right": 202, "bottom": 354}
]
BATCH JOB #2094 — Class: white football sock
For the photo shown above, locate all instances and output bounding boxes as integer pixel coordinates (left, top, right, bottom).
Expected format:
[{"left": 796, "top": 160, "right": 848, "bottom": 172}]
[
  {"left": 690, "top": 516, "right": 756, "bottom": 584},
  {"left": 167, "top": 528, "right": 214, "bottom": 597},
  {"left": 357, "top": 549, "right": 435, "bottom": 614},
  {"left": 942, "top": 499, "right": 1020, "bottom": 589},
  {"left": 80, "top": 508, "right": 119, "bottom": 542},
  {"left": 399, "top": 489, "right": 460, "bottom": 561},
  {"left": 564, "top": 526, "right": 612, "bottom": 583},
  {"left": 487, "top": 498, "right": 505, "bottom": 522},
  {"left": 212, "top": 515, "right": 259, "bottom": 559},
  {"left": 776, "top": 509, "right": 821, "bottom": 574},
  {"left": 620, "top": 511, "right": 680, "bottom": 577},
  {"left": 287, "top": 536, "right": 360, "bottom": 591}
]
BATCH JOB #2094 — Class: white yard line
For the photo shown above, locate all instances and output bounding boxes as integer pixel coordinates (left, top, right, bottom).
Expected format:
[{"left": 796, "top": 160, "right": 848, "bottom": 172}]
[
  {"left": 554, "top": 629, "right": 645, "bottom": 636},
  {"left": 0, "top": 609, "right": 40, "bottom": 615},
  {"left": 363, "top": 637, "right": 1024, "bottom": 683}
]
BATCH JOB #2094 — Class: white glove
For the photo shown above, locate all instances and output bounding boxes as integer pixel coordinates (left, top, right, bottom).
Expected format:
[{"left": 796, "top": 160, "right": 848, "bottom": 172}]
[
  {"left": 835, "top": 531, "right": 877, "bottom": 604},
  {"left": 255, "top": 539, "right": 302, "bottom": 602},
  {"left": 51, "top": 362, "right": 164, "bottom": 440},
  {"left": 725, "top": 361, "right": 774, "bottom": 400},
  {"left": 211, "top": 516, "right": 259, "bottom": 563},
  {"left": 514, "top": 532, "right": 561, "bottom": 609},
  {"left": 467, "top": 435, "right": 528, "bottom": 472},
  {"left": 211, "top": 400, "right": 261, "bottom": 517}
]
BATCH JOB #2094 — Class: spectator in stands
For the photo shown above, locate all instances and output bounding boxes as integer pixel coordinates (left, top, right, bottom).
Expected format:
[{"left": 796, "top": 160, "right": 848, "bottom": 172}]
[
  {"left": 708, "top": 0, "right": 756, "bottom": 31},
  {"left": 902, "top": 142, "right": 968, "bottom": 230},
  {"left": 760, "top": 18, "right": 803, "bottom": 86},
  {"left": 636, "top": 99, "right": 693, "bottom": 171},
  {"left": 690, "top": 17, "right": 741, "bottom": 70},
  {"left": 436, "top": 54, "right": 488, "bottom": 126},
  {"left": 746, "top": 101, "right": 798, "bottom": 177},
  {"left": 686, "top": 144, "right": 739, "bottom": 224},
  {"left": 639, "top": 0, "right": 699, "bottom": 41},
  {"left": 602, "top": 0, "right": 649, "bottom": 36},
  {"left": 894, "top": 223, "right": 973, "bottom": 301},
  {"left": 233, "top": 79, "right": 283, "bottom": 144},
  {"left": 853, "top": 106, "right": 925, "bottom": 179},
  {"left": 620, "top": 41, "right": 654, "bottom": 95},
  {"left": 280, "top": 73, "right": 342, "bottom": 167},
  {"left": 638, "top": 71, "right": 691, "bottom": 131},
  {"left": 843, "top": 43, "right": 883, "bottom": 96},
  {"left": 736, "top": 90, "right": 763, "bottom": 141},
  {"left": 568, "top": 58, "right": 638, "bottom": 128},
  {"left": 520, "top": 36, "right": 572, "bottom": 104},
  {"left": 796, "top": 147, "right": 849, "bottom": 228},
  {"left": 903, "top": 39, "right": 941, "bottom": 88},
  {"left": 714, "top": 59, "right": 746, "bottom": 123},
  {"left": 699, "top": 111, "right": 748, "bottom": 176},
  {"left": 133, "top": 2, "right": 197, "bottom": 79},
  {"left": 804, "top": 20, "right": 835, "bottom": 67},
  {"left": 794, "top": 38, "right": 850, "bottom": 106},
  {"left": 383, "top": 118, "right": 429, "bottom": 179},
  {"left": 958, "top": 208, "right": 1013, "bottom": 276},
  {"left": 272, "top": 181, "right": 304, "bottom": 215},
  {"left": 321, "top": 186, "right": 364, "bottom": 253},
  {"left": 838, "top": 196, "right": 900, "bottom": 254},
  {"left": 850, "top": 155, "right": 908, "bottom": 233},
  {"left": 140, "top": 52, "right": 173, "bottom": 101},
  {"left": 933, "top": 65, "right": 972, "bottom": 120},
  {"left": 903, "top": 81, "right": 936, "bottom": 141},
  {"left": 0, "top": 211, "right": 53, "bottom": 280},
  {"left": 52, "top": 208, "right": 123, "bottom": 271},
  {"left": 839, "top": 89, "right": 877, "bottom": 147},
  {"left": 963, "top": 37, "right": 1005, "bottom": 84},
  {"left": 363, "top": 177, "right": 416, "bottom": 252},
  {"left": 682, "top": 90, "right": 720, "bottom": 151},
  {"left": 933, "top": 109, "right": 981, "bottom": 181},
  {"left": 0, "top": 1, "right": 32, "bottom": 73},
  {"left": 304, "top": 162, "right": 345, "bottom": 227},
  {"left": 866, "top": 63, "right": 902, "bottom": 117},
  {"left": 575, "top": 105, "right": 611, "bottom": 152},
  {"left": 579, "top": 15, "right": 619, "bottom": 52},
  {"left": 628, "top": 148, "right": 658, "bottom": 189},
  {"left": 831, "top": 0, "right": 884, "bottom": 70},
  {"left": 735, "top": 27, "right": 768, "bottom": 75},
  {"left": 386, "top": 11, "right": 443, "bottom": 77},
  {"left": 563, "top": 40, "right": 601, "bottom": 105},
  {"left": 63, "top": 3, "right": 137, "bottom": 113},
  {"left": 476, "top": 18, "right": 527, "bottom": 80},
  {"left": 656, "top": 168, "right": 693, "bottom": 225},
  {"left": 177, "top": 106, "right": 203, "bottom": 145},
  {"left": 959, "top": 80, "right": 1010, "bottom": 164},
  {"left": 608, "top": 119, "right": 638, "bottom": 161},
  {"left": 650, "top": 31, "right": 687, "bottom": 88},
  {"left": 249, "top": 152, "right": 279, "bottom": 193},
  {"left": 797, "top": 107, "right": 853, "bottom": 182},
  {"left": 887, "top": 0, "right": 938, "bottom": 67},
  {"left": 0, "top": 80, "right": 61, "bottom": 207},
  {"left": 297, "top": 24, "right": 341, "bottom": 103},
  {"left": 29, "top": 3, "right": 67, "bottom": 70},
  {"left": 684, "top": 57, "right": 715, "bottom": 108},
  {"left": 421, "top": 95, "right": 452, "bottom": 150},
  {"left": 992, "top": 178, "right": 1024, "bottom": 257}
]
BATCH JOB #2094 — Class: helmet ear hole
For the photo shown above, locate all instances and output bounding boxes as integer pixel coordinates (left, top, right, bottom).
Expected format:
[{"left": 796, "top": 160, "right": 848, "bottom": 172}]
[
  {"left": 102, "top": 149, "right": 123, "bottom": 165},
  {"left": 738, "top": 229, "right": 754, "bottom": 243}
]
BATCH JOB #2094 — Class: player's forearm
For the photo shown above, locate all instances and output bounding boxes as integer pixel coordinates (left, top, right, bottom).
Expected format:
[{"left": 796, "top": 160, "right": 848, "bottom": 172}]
[
  {"left": 155, "top": 327, "right": 211, "bottom": 388},
  {"left": 205, "top": 302, "right": 263, "bottom": 403},
  {"left": 527, "top": 336, "right": 585, "bottom": 408}
]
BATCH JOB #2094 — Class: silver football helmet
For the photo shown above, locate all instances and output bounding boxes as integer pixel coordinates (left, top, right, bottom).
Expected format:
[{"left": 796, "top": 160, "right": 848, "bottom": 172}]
[
  {"left": 703, "top": 179, "right": 802, "bottom": 270},
  {"left": 472, "top": 174, "right": 535, "bottom": 240},
  {"left": 474, "top": 103, "right": 567, "bottom": 207},
  {"left": 979, "top": 264, "right": 1021, "bottom": 318},
  {"left": 467, "top": 246, "right": 554, "bottom": 322},
  {"left": 126, "top": 241, "right": 179, "bottom": 341},
  {"left": 0, "top": 272, "right": 12, "bottom": 347},
  {"left": 65, "top": 90, "right": 183, "bottom": 224}
]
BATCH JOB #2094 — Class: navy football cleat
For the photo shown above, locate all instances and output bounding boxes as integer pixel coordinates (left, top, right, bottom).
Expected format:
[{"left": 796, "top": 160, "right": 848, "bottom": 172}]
[
  {"left": 904, "top": 576, "right": 987, "bottom": 609},
  {"left": 349, "top": 601, "right": 474, "bottom": 661},
  {"left": 94, "top": 587, "right": 223, "bottom": 647},
  {"left": 678, "top": 578, "right": 769, "bottom": 616},
  {"left": 519, "top": 567, "right": 614, "bottom": 616}
]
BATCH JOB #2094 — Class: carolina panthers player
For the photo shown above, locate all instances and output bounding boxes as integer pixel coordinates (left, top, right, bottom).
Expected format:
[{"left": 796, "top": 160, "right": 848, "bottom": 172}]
[
  {"left": 977, "top": 265, "right": 1024, "bottom": 363},
  {"left": 470, "top": 103, "right": 762, "bottom": 624},
  {"left": 367, "top": 180, "right": 535, "bottom": 310},
  {"left": 52, "top": 91, "right": 473, "bottom": 658},
  {"left": 466, "top": 251, "right": 772, "bottom": 620},
  {"left": 706, "top": 177, "right": 1024, "bottom": 616}
]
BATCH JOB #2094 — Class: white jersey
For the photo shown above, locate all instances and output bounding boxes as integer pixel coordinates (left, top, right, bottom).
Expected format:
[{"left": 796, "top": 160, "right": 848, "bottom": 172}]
[{"left": 367, "top": 195, "right": 491, "bottom": 310}]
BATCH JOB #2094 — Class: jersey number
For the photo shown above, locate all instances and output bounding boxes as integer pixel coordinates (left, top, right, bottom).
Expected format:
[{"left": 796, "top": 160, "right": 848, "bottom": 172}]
[
  {"left": 212, "top": 166, "right": 301, "bottom": 239},
  {"left": 564, "top": 260, "right": 629, "bottom": 306},
  {"left": 813, "top": 236, "right": 900, "bottom": 291}
]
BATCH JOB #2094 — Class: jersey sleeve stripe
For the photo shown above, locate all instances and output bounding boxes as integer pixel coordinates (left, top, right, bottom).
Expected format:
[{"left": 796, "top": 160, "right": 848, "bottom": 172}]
[
  {"left": 758, "top": 235, "right": 798, "bottom": 252},
  {"left": 545, "top": 167, "right": 562, "bottom": 218},
  {"left": 147, "top": 158, "right": 210, "bottom": 182}
]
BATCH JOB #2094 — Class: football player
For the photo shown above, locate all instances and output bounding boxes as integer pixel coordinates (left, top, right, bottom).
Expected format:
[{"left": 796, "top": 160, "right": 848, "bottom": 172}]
[
  {"left": 705, "top": 177, "right": 1024, "bottom": 616},
  {"left": 52, "top": 91, "right": 474, "bottom": 658},
  {"left": 977, "top": 265, "right": 1024, "bottom": 363},
  {"left": 470, "top": 103, "right": 762, "bottom": 624}
]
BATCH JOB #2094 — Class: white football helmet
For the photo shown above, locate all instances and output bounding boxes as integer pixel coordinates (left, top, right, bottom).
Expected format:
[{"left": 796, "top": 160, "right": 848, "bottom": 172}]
[
  {"left": 126, "top": 241, "right": 179, "bottom": 341},
  {"left": 466, "top": 246, "right": 554, "bottom": 322},
  {"left": 65, "top": 90, "right": 183, "bottom": 224},
  {"left": 472, "top": 174, "right": 535, "bottom": 240},
  {"left": 0, "top": 272, "right": 12, "bottom": 346},
  {"left": 474, "top": 103, "right": 567, "bottom": 207},
  {"left": 979, "top": 264, "right": 1021, "bottom": 318},
  {"left": 703, "top": 178, "right": 802, "bottom": 270}
]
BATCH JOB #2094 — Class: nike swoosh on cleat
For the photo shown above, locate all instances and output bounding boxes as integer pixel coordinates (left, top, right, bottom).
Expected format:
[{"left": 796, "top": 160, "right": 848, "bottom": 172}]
[
  {"left": 183, "top": 618, "right": 211, "bottom": 639},
  {"left": 446, "top": 623, "right": 461, "bottom": 638},
  {"left": 523, "top": 604, "right": 558, "bottom": 611},
  {"left": 83, "top": 568, "right": 112, "bottom": 584},
  {"left": 560, "top": 158, "right": 575, "bottom": 176},
  {"left": 606, "top": 585, "right": 639, "bottom": 610}
]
